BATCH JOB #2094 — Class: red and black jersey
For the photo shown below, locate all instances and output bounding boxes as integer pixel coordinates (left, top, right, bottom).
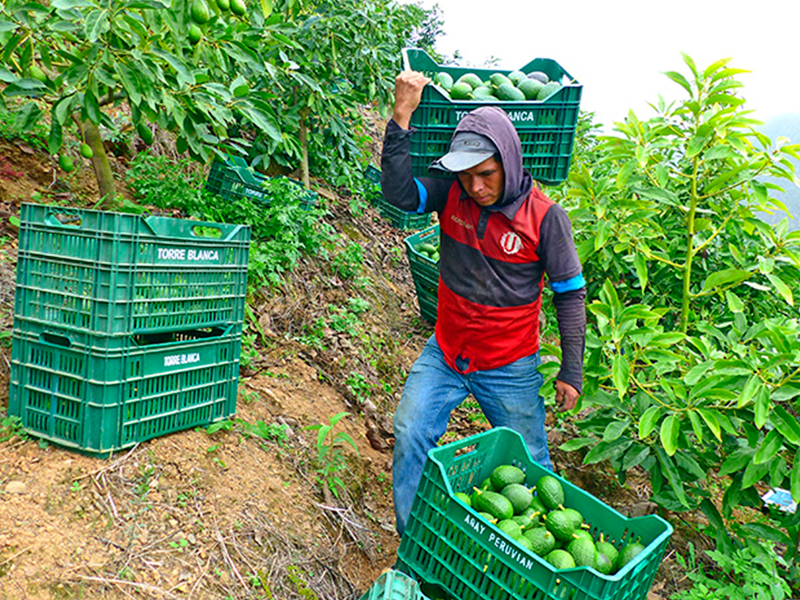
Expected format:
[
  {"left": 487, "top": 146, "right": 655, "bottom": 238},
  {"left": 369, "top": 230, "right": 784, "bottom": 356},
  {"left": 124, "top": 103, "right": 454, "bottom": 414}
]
[{"left": 381, "top": 107, "right": 586, "bottom": 390}]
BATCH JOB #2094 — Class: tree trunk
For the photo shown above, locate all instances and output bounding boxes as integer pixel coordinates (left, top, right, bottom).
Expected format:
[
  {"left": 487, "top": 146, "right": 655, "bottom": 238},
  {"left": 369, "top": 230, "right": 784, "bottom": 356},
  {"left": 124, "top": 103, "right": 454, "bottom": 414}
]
[
  {"left": 83, "top": 120, "right": 117, "bottom": 208},
  {"left": 299, "top": 109, "right": 310, "bottom": 190}
]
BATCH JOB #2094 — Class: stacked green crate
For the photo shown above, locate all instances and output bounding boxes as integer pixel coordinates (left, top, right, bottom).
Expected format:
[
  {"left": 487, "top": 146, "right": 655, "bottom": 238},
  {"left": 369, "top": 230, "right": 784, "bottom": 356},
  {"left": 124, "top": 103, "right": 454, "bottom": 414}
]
[
  {"left": 9, "top": 203, "right": 250, "bottom": 456},
  {"left": 401, "top": 48, "right": 582, "bottom": 185},
  {"left": 403, "top": 225, "right": 439, "bottom": 323},
  {"left": 205, "top": 156, "right": 318, "bottom": 210},
  {"left": 365, "top": 164, "right": 432, "bottom": 231}
]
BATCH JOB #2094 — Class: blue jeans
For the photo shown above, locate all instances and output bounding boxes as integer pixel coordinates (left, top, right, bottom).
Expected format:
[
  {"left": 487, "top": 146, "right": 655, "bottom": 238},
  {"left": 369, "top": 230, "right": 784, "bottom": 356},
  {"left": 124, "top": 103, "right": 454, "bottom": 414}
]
[{"left": 392, "top": 334, "right": 552, "bottom": 535}]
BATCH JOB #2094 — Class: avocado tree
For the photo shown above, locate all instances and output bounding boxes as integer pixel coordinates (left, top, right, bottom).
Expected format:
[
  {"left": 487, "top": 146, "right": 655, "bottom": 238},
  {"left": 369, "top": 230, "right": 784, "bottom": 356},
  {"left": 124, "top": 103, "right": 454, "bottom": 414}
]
[
  {"left": 246, "top": 0, "right": 437, "bottom": 185},
  {"left": 0, "top": 0, "right": 282, "bottom": 204},
  {"left": 548, "top": 54, "right": 800, "bottom": 578}
]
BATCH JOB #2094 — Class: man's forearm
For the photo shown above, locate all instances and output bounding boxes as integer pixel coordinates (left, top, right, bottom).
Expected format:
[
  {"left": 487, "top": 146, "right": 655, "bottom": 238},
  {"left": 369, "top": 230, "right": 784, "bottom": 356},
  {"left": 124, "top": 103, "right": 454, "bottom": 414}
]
[{"left": 552, "top": 287, "right": 586, "bottom": 393}]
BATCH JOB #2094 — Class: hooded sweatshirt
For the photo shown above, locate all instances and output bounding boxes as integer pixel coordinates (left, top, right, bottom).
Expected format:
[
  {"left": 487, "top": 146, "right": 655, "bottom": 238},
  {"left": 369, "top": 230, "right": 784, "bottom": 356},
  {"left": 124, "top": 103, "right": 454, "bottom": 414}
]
[{"left": 381, "top": 106, "right": 585, "bottom": 392}]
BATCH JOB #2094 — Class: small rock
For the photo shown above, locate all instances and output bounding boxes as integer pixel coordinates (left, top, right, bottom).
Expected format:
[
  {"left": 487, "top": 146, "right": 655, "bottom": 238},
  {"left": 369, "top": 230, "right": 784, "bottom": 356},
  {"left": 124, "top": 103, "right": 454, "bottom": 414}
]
[{"left": 5, "top": 481, "right": 26, "bottom": 494}]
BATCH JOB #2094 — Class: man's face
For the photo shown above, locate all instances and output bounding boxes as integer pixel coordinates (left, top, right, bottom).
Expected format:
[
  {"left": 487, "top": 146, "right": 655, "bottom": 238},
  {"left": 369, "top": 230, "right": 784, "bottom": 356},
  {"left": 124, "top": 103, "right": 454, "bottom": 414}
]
[{"left": 457, "top": 156, "right": 504, "bottom": 207}]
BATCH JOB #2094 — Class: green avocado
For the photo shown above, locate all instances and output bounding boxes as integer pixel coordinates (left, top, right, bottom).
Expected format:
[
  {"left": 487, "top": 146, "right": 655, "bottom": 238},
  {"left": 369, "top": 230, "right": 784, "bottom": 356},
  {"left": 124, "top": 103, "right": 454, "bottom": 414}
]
[{"left": 496, "top": 82, "right": 525, "bottom": 101}]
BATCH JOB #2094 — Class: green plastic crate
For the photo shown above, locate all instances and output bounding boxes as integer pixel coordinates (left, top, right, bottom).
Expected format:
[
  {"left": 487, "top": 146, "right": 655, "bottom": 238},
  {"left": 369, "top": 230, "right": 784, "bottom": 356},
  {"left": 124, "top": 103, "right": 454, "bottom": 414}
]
[
  {"left": 364, "top": 165, "right": 433, "bottom": 230},
  {"left": 404, "top": 225, "right": 439, "bottom": 323},
  {"left": 13, "top": 204, "right": 250, "bottom": 338},
  {"left": 397, "top": 427, "right": 673, "bottom": 600},
  {"left": 365, "top": 163, "right": 382, "bottom": 184},
  {"left": 402, "top": 48, "right": 582, "bottom": 185},
  {"left": 207, "top": 161, "right": 318, "bottom": 210},
  {"left": 359, "top": 569, "right": 431, "bottom": 600},
  {"left": 205, "top": 155, "right": 250, "bottom": 196},
  {"left": 377, "top": 197, "right": 433, "bottom": 231},
  {"left": 8, "top": 325, "right": 241, "bottom": 456}
]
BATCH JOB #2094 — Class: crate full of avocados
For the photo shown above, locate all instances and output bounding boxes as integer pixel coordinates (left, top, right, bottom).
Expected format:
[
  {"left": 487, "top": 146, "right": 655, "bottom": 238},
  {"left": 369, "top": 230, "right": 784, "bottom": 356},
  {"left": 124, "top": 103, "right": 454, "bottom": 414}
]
[
  {"left": 402, "top": 48, "right": 582, "bottom": 186},
  {"left": 397, "top": 427, "right": 672, "bottom": 600}
]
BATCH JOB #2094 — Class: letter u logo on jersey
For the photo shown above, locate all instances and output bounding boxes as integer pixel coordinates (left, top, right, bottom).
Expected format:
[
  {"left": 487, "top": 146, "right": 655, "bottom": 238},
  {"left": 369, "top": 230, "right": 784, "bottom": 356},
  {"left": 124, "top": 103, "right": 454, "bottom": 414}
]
[{"left": 500, "top": 231, "right": 523, "bottom": 255}]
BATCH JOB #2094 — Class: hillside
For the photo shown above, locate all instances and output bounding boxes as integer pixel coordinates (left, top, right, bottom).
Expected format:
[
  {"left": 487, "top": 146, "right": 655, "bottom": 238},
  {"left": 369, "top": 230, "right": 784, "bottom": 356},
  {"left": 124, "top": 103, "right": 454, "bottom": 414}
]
[{"left": 0, "top": 130, "right": 683, "bottom": 599}]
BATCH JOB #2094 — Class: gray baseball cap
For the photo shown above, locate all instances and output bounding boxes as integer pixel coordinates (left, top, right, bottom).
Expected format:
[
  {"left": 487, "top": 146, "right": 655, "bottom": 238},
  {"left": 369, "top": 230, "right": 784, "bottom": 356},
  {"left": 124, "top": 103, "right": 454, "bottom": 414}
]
[{"left": 429, "top": 131, "right": 499, "bottom": 172}]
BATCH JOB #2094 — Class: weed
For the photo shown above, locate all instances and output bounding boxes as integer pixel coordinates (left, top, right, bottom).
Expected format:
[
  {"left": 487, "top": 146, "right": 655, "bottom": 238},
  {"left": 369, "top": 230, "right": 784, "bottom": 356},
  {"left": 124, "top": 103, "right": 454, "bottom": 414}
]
[
  {"left": 0, "top": 104, "right": 48, "bottom": 149},
  {"left": 331, "top": 242, "right": 364, "bottom": 279},
  {"left": 0, "top": 416, "right": 25, "bottom": 443},
  {"left": 345, "top": 371, "right": 372, "bottom": 404},
  {"left": 327, "top": 303, "right": 361, "bottom": 336},
  {"left": 168, "top": 538, "right": 189, "bottom": 552},
  {"left": 303, "top": 412, "right": 358, "bottom": 500},
  {"left": 286, "top": 565, "right": 319, "bottom": 600}
]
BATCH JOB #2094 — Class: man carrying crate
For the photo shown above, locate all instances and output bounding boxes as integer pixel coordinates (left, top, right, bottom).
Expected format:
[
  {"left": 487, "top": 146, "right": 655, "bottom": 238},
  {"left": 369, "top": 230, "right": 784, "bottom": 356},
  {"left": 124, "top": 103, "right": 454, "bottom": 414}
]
[{"left": 382, "top": 71, "right": 586, "bottom": 535}]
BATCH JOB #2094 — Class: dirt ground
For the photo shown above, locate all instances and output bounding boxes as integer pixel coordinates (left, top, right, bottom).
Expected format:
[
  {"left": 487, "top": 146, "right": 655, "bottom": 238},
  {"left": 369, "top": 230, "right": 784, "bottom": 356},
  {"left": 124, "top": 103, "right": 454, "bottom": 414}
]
[{"left": 0, "top": 128, "right": 688, "bottom": 600}]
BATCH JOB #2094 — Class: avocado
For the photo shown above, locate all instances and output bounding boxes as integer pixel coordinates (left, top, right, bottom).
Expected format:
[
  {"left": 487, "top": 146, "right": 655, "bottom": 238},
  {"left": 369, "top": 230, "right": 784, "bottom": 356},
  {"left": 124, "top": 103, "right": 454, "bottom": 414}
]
[
  {"left": 29, "top": 65, "right": 47, "bottom": 83},
  {"left": 188, "top": 23, "right": 203, "bottom": 44},
  {"left": 434, "top": 72, "right": 454, "bottom": 91},
  {"left": 544, "top": 549, "right": 576, "bottom": 570},
  {"left": 453, "top": 492, "right": 471, "bottom": 507},
  {"left": 517, "top": 78, "right": 544, "bottom": 100},
  {"left": 230, "top": 0, "right": 246, "bottom": 16},
  {"left": 595, "top": 552, "right": 614, "bottom": 575},
  {"left": 496, "top": 82, "right": 525, "bottom": 102},
  {"left": 456, "top": 73, "right": 483, "bottom": 90},
  {"left": 190, "top": 0, "right": 210, "bottom": 23},
  {"left": 217, "top": 0, "right": 230, "bottom": 9},
  {"left": 501, "top": 483, "right": 533, "bottom": 515},
  {"left": 137, "top": 122, "right": 154, "bottom": 146},
  {"left": 535, "top": 475, "right": 564, "bottom": 510},
  {"left": 471, "top": 86, "right": 496, "bottom": 101},
  {"left": 596, "top": 537, "right": 619, "bottom": 568},
  {"left": 536, "top": 81, "right": 562, "bottom": 101},
  {"left": 515, "top": 534, "right": 534, "bottom": 553},
  {"left": 79, "top": 143, "right": 93, "bottom": 159},
  {"left": 489, "top": 72, "right": 513, "bottom": 89},
  {"left": 490, "top": 464, "right": 526, "bottom": 490},
  {"left": 616, "top": 541, "right": 646, "bottom": 570},
  {"left": 496, "top": 518, "right": 523, "bottom": 539},
  {"left": 523, "top": 526, "right": 556, "bottom": 557},
  {"left": 58, "top": 154, "right": 74, "bottom": 172},
  {"left": 527, "top": 71, "right": 549, "bottom": 84},
  {"left": 562, "top": 507, "right": 584, "bottom": 530},
  {"left": 566, "top": 537, "right": 597, "bottom": 568},
  {"left": 449, "top": 81, "right": 473, "bottom": 100},
  {"left": 543, "top": 509, "right": 576, "bottom": 543},
  {"left": 508, "top": 70, "right": 526, "bottom": 85},
  {"left": 472, "top": 489, "right": 514, "bottom": 521}
]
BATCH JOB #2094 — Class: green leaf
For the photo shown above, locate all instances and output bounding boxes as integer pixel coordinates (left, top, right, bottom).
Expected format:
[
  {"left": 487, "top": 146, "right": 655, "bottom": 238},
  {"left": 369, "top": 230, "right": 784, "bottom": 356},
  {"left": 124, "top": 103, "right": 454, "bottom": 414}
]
[
  {"left": 612, "top": 353, "right": 630, "bottom": 399},
  {"left": 603, "top": 418, "right": 630, "bottom": 442},
  {"left": 698, "top": 408, "right": 722, "bottom": 442},
  {"left": 622, "top": 445, "right": 650, "bottom": 470},
  {"left": 47, "top": 119, "right": 62, "bottom": 155},
  {"left": 770, "top": 405, "right": 800, "bottom": 446},
  {"left": 741, "top": 523, "right": 791, "bottom": 545},
  {"left": 737, "top": 375, "right": 760, "bottom": 408},
  {"left": 753, "top": 429, "right": 783, "bottom": 465},
  {"left": 639, "top": 406, "right": 663, "bottom": 439},
  {"left": 766, "top": 272, "right": 794, "bottom": 306},
  {"left": 791, "top": 460, "right": 800, "bottom": 503},
  {"left": 701, "top": 268, "right": 750, "bottom": 292},
  {"left": 687, "top": 410, "right": 703, "bottom": 444},
  {"left": 83, "top": 89, "right": 101, "bottom": 124},
  {"left": 583, "top": 439, "right": 631, "bottom": 464},
  {"left": 660, "top": 415, "right": 680, "bottom": 456},
  {"left": 742, "top": 458, "right": 770, "bottom": 489},
  {"left": 84, "top": 8, "right": 110, "bottom": 42},
  {"left": 655, "top": 446, "right": 689, "bottom": 507},
  {"left": 633, "top": 253, "right": 648, "bottom": 291},
  {"left": 664, "top": 71, "right": 692, "bottom": 95},
  {"left": 754, "top": 386, "right": 770, "bottom": 429},
  {"left": 558, "top": 438, "right": 596, "bottom": 452}
]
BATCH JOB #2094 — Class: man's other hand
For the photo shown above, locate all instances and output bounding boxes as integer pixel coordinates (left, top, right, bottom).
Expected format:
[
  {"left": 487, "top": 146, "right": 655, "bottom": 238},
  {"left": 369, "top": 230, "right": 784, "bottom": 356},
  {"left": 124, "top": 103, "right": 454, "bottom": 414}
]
[{"left": 555, "top": 380, "right": 579, "bottom": 412}]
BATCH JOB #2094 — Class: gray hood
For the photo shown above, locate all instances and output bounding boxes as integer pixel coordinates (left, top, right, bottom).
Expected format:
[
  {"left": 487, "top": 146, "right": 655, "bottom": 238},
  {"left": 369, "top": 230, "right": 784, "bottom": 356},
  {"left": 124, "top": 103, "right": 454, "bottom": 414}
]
[{"left": 451, "top": 106, "right": 533, "bottom": 209}]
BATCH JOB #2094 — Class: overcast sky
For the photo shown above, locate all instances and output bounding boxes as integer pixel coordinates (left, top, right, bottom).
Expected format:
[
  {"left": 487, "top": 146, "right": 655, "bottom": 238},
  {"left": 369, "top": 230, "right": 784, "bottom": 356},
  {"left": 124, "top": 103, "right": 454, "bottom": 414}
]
[{"left": 404, "top": 0, "right": 798, "bottom": 130}]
